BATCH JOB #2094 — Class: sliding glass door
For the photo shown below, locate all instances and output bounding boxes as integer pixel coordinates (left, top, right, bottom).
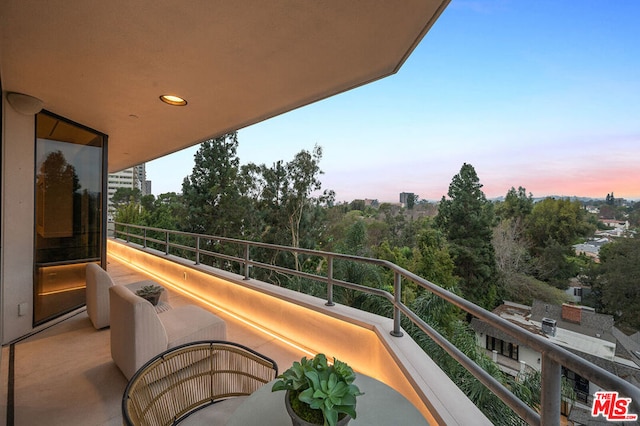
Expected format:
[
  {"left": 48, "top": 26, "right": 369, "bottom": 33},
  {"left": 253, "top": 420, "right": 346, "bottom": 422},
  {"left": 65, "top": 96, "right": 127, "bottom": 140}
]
[{"left": 34, "top": 111, "right": 106, "bottom": 325}]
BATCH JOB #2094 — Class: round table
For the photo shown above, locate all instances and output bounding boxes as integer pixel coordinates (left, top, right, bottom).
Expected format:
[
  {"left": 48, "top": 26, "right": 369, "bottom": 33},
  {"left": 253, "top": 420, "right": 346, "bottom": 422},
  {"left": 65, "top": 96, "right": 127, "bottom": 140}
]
[{"left": 226, "top": 374, "right": 430, "bottom": 425}]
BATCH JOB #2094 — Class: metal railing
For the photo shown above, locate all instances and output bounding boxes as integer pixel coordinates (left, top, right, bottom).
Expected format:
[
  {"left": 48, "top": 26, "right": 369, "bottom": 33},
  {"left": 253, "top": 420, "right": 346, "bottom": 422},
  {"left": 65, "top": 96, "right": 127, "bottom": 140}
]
[{"left": 113, "top": 222, "right": 640, "bottom": 425}]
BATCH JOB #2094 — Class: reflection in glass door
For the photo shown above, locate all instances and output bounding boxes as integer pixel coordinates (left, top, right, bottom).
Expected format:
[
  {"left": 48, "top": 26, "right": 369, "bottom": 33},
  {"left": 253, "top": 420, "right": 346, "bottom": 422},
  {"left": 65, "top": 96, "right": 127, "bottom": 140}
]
[{"left": 34, "top": 112, "right": 106, "bottom": 325}]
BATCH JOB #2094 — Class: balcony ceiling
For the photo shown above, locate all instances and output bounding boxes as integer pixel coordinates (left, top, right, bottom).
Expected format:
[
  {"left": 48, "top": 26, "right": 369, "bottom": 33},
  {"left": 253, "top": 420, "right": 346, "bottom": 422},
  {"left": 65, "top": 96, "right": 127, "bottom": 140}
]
[{"left": 0, "top": 0, "right": 448, "bottom": 172}]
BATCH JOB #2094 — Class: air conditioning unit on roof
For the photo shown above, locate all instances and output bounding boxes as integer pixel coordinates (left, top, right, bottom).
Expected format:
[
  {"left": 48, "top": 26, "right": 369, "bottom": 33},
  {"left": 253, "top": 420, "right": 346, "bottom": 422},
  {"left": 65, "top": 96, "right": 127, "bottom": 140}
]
[{"left": 541, "top": 318, "right": 557, "bottom": 337}]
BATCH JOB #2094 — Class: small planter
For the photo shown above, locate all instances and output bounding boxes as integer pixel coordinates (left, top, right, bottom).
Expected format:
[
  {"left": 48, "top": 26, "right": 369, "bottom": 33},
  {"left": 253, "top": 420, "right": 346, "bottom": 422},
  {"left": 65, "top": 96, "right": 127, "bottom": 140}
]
[
  {"left": 140, "top": 293, "right": 161, "bottom": 306},
  {"left": 272, "top": 354, "right": 361, "bottom": 426},
  {"left": 135, "top": 284, "right": 164, "bottom": 306},
  {"left": 285, "top": 390, "right": 351, "bottom": 426}
]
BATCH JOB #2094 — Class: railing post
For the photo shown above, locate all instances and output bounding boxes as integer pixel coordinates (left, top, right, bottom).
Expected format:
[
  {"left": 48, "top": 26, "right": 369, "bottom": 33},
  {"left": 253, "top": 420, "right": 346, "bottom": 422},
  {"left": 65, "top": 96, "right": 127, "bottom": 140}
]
[
  {"left": 326, "top": 256, "right": 335, "bottom": 306},
  {"left": 540, "top": 353, "right": 561, "bottom": 426},
  {"left": 195, "top": 236, "right": 200, "bottom": 265},
  {"left": 243, "top": 244, "right": 250, "bottom": 280},
  {"left": 391, "top": 271, "right": 403, "bottom": 337},
  {"left": 165, "top": 231, "right": 169, "bottom": 255},
  {"left": 143, "top": 228, "right": 147, "bottom": 248},
  {"left": 126, "top": 225, "right": 130, "bottom": 243}
]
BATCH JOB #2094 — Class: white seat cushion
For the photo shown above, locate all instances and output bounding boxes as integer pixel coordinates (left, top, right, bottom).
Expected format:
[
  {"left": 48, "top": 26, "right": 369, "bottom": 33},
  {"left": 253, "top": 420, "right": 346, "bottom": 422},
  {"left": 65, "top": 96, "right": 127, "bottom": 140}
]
[{"left": 160, "top": 305, "right": 227, "bottom": 348}]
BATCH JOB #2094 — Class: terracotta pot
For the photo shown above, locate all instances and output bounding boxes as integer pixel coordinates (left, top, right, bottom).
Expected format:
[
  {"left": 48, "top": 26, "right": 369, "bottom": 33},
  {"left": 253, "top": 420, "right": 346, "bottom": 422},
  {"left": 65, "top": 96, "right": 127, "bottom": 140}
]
[{"left": 284, "top": 390, "right": 351, "bottom": 426}]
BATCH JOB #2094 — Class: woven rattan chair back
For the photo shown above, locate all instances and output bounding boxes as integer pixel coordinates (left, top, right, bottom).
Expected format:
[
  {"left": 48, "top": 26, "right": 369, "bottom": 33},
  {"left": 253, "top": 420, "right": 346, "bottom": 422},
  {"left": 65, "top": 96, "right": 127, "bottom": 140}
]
[{"left": 122, "top": 340, "right": 278, "bottom": 426}]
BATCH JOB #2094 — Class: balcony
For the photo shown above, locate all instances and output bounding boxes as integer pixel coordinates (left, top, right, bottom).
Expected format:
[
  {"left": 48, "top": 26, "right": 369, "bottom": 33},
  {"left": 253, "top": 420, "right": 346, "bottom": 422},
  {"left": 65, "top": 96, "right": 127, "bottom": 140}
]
[{"left": 3, "top": 225, "right": 639, "bottom": 425}]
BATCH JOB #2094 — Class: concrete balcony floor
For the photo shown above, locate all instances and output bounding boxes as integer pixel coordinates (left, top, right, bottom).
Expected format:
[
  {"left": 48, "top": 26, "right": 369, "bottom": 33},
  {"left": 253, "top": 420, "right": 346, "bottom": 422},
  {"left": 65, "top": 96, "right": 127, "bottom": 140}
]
[{"left": 0, "top": 255, "right": 305, "bottom": 426}]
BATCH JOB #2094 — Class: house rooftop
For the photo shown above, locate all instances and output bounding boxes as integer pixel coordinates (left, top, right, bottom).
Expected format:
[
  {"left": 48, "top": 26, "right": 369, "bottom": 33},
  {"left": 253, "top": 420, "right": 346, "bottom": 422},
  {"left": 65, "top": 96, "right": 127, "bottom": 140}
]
[
  {"left": 530, "top": 301, "right": 615, "bottom": 344},
  {"left": 538, "top": 321, "right": 616, "bottom": 361},
  {"left": 471, "top": 300, "right": 640, "bottom": 389}
]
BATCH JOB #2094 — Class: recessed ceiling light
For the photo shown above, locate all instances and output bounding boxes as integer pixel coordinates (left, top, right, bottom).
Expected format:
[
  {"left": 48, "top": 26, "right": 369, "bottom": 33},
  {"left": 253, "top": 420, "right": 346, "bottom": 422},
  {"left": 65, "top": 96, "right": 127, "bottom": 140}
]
[{"left": 159, "top": 95, "right": 187, "bottom": 106}]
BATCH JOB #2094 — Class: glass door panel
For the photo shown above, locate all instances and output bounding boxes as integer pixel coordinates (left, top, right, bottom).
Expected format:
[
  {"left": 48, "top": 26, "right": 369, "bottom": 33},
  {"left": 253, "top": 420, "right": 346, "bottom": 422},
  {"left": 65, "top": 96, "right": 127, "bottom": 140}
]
[{"left": 34, "top": 112, "right": 105, "bottom": 325}]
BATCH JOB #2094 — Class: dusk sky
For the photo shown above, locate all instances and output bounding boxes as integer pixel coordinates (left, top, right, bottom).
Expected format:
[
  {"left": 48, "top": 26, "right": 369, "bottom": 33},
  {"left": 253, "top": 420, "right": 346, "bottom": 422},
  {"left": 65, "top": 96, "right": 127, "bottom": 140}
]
[{"left": 147, "top": 1, "right": 639, "bottom": 203}]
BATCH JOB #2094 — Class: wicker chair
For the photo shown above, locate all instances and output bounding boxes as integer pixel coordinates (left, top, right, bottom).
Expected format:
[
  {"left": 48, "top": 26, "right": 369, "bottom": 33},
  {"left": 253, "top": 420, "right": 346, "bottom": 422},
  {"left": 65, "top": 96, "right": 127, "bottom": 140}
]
[{"left": 122, "top": 341, "right": 278, "bottom": 426}]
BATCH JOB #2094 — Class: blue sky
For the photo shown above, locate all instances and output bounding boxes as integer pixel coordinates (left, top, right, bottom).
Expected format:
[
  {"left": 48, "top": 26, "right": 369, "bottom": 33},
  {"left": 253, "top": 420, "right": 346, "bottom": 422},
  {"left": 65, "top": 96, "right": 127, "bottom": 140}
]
[{"left": 147, "top": 0, "right": 640, "bottom": 202}]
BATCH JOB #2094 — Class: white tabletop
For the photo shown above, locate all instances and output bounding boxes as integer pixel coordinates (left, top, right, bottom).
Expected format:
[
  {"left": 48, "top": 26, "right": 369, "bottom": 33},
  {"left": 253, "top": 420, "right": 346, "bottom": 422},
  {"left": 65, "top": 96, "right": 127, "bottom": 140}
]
[{"left": 225, "top": 374, "right": 430, "bottom": 426}]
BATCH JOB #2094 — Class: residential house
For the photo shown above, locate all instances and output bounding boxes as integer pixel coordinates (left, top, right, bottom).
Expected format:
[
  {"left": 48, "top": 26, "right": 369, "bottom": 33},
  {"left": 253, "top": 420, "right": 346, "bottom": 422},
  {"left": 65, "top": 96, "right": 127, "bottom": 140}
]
[{"left": 471, "top": 301, "right": 640, "bottom": 417}]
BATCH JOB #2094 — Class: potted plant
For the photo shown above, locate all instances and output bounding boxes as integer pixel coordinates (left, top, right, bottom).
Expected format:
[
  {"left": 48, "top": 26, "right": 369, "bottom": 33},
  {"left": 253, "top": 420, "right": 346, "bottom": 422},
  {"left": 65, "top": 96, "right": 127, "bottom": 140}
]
[
  {"left": 135, "top": 284, "right": 164, "bottom": 306},
  {"left": 272, "top": 353, "right": 363, "bottom": 426}
]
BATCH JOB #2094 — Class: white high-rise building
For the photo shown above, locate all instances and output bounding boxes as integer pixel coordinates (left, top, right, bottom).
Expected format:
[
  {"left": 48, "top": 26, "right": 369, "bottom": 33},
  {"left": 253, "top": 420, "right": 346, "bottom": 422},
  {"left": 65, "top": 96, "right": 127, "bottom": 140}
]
[{"left": 107, "top": 164, "right": 148, "bottom": 219}]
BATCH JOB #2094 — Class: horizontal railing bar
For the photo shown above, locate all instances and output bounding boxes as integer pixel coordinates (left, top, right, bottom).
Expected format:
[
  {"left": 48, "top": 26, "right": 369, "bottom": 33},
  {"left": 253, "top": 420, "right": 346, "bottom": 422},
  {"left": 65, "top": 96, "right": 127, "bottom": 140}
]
[
  {"left": 246, "top": 260, "right": 395, "bottom": 302},
  {"left": 194, "top": 248, "right": 239, "bottom": 264},
  {"left": 142, "top": 237, "right": 166, "bottom": 246},
  {"left": 165, "top": 242, "right": 193, "bottom": 253}
]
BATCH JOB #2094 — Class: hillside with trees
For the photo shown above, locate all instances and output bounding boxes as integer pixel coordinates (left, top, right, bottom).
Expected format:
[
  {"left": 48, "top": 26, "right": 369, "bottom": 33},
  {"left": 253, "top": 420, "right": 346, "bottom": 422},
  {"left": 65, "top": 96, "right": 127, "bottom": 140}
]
[{"left": 115, "top": 134, "right": 629, "bottom": 318}]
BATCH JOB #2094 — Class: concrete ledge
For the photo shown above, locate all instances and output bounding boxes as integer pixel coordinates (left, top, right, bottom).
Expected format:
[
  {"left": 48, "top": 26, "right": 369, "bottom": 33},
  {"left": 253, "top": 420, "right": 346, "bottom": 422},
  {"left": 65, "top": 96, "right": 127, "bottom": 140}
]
[{"left": 108, "top": 238, "right": 491, "bottom": 425}]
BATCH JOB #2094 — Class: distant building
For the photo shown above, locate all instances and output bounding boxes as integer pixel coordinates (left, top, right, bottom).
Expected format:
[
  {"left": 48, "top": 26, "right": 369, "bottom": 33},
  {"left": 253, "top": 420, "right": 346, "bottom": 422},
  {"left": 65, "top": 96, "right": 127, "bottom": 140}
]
[
  {"left": 586, "top": 206, "right": 600, "bottom": 214},
  {"left": 136, "top": 163, "right": 148, "bottom": 195},
  {"left": 573, "top": 238, "right": 610, "bottom": 262},
  {"left": 600, "top": 219, "right": 629, "bottom": 231},
  {"left": 565, "top": 284, "right": 590, "bottom": 303},
  {"left": 107, "top": 163, "right": 148, "bottom": 218},
  {"left": 399, "top": 192, "right": 415, "bottom": 207}
]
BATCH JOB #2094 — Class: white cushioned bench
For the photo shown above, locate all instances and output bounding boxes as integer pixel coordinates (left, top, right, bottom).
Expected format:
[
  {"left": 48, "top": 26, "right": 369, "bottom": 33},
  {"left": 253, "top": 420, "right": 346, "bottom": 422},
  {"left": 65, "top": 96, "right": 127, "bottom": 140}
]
[
  {"left": 110, "top": 285, "right": 227, "bottom": 379},
  {"left": 86, "top": 263, "right": 170, "bottom": 329}
]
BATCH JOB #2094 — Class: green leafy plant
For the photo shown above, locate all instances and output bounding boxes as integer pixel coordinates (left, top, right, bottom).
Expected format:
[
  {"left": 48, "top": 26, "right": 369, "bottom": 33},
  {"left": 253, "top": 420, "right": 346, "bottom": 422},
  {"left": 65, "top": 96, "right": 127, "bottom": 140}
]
[
  {"left": 272, "top": 353, "right": 363, "bottom": 426},
  {"left": 135, "top": 284, "right": 163, "bottom": 304}
]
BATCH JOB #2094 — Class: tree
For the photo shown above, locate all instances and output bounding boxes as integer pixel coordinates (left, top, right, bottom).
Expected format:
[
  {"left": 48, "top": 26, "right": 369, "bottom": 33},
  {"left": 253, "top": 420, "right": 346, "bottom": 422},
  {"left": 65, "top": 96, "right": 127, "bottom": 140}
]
[
  {"left": 493, "top": 218, "right": 530, "bottom": 279},
  {"left": 142, "top": 192, "right": 185, "bottom": 230},
  {"left": 377, "top": 203, "right": 411, "bottom": 248},
  {"left": 605, "top": 192, "right": 615, "bottom": 206},
  {"left": 493, "top": 192, "right": 572, "bottom": 304},
  {"left": 114, "top": 201, "right": 142, "bottom": 224},
  {"left": 181, "top": 132, "right": 249, "bottom": 237},
  {"left": 332, "top": 220, "right": 383, "bottom": 308},
  {"left": 524, "top": 197, "right": 594, "bottom": 287},
  {"left": 412, "top": 221, "right": 458, "bottom": 290},
  {"left": 591, "top": 238, "right": 640, "bottom": 330},
  {"left": 258, "top": 145, "right": 332, "bottom": 270},
  {"left": 496, "top": 186, "right": 533, "bottom": 222},
  {"left": 629, "top": 202, "right": 640, "bottom": 228},
  {"left": 525, "top": 198, "right": 588, "bottom": 249},
  {"left": 284, "top": 145, "right": 324, "bottom": 258},
  {"left": 435, "top": 163, "right": 500, "bottom": 309},
  {"left": 234, "top": 145, "right": 334, "bottom": 283},
  {"left": 111, "top": 187, "right": 142, "bottom": 211},
  {"left": 38, "top": 150, "right": 81, "bottom": 193},
  {"left": 406, "top": 193, "right": 418, "bottom": 210}
]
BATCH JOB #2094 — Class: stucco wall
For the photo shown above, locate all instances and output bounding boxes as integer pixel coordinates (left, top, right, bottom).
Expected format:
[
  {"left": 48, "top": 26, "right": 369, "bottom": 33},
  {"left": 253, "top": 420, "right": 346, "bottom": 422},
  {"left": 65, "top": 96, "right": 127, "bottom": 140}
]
[{"left": 1, "top": 95, "right": 37, "bottom": 343}]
